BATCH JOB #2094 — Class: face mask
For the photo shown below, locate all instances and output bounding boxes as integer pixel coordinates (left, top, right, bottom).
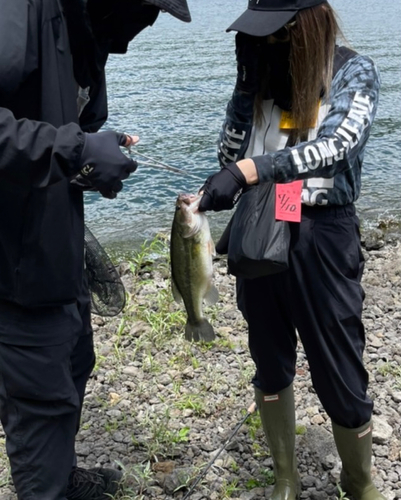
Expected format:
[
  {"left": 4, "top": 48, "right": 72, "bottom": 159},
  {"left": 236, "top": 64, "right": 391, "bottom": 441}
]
[{"left": 264, "top": 41, "right": 292, "bottom": 110}]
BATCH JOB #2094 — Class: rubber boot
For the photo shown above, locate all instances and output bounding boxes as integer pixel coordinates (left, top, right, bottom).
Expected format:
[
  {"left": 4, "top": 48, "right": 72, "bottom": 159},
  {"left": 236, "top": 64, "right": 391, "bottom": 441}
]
[
  {"left": 255, "top": 384, "right": 300, "bottom": 500},
  {"left": 332, "top": 420, "right": 386, "bottom": 500}
]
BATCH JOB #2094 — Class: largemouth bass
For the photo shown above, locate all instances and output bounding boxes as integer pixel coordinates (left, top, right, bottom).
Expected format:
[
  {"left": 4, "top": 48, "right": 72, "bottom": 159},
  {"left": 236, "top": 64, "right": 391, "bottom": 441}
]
[{"left": 170, "top": 193, "right": 219, "bottom": 342}]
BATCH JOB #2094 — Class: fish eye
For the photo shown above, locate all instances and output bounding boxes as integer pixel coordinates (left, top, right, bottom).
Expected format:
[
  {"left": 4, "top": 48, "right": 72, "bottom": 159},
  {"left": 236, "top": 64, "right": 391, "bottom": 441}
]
[{"left": 176, "top": 206, "right": 181, "bottom": 211}]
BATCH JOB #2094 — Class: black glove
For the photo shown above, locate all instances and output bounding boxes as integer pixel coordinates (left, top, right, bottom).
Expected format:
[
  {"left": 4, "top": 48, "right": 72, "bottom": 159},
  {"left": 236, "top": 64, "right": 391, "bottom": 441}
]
[
  {"left": 199, "top": 163, "right": 247, "bottom": 212},
  {"left": 235, "top": 32, "right": 264, "bottom": 94},
  {"left": 78, "top": 131, "right": 138, "bottom": 199}
]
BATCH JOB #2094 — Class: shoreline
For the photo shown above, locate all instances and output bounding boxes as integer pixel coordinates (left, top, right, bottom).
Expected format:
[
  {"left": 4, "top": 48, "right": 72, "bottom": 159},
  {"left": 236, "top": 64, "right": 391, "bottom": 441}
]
[{"left": 0, "top": 243, "right": 400, "bottom": 499}]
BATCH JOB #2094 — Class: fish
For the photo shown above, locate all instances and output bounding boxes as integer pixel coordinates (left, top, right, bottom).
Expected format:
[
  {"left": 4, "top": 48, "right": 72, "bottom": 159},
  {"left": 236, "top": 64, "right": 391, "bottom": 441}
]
[{"left": 170, "top": 193, "right": 219, "bottom": 342}]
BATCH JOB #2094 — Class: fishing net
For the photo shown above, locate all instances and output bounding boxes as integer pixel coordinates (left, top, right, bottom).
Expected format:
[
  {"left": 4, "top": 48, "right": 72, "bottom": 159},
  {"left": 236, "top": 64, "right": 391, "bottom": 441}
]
[{"left": 84, "top": 225, "right": 126, "bottom": 317}]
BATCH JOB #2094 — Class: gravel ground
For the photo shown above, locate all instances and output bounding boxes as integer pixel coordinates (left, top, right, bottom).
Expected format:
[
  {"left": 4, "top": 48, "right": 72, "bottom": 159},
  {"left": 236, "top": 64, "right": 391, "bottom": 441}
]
[{"left": 0, "top": 237, "right": 400, "bottom": 500}]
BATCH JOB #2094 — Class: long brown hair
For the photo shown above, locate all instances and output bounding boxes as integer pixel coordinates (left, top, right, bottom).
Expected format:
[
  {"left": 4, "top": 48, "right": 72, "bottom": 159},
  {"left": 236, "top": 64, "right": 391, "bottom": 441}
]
[{"left": 255, "top": 2, "right": 340, "bottom": 141}]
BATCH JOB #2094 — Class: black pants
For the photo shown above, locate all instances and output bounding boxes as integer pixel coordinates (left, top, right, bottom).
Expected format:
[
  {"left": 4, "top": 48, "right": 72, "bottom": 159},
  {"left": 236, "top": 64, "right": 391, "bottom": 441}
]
[
  {"left": 237, "top": 204, "right": 372, "bottom": 428},
  {"left": 0, "top": 295, "right": 95, "bottom": 500}
]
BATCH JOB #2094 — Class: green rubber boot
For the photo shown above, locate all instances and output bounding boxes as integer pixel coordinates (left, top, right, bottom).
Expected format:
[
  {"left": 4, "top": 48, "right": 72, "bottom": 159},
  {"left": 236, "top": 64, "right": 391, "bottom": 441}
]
[
  {"left": 332, "top": 420, "right": 386, "bottom": 500},
  {"left": 255, "top": 384, "right": 300, "bottom": 500}
]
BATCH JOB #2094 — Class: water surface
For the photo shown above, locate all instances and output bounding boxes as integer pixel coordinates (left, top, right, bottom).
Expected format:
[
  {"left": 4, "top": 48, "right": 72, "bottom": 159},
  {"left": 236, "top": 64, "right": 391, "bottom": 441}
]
[{"left": 84, "top": 0, "right": 401, "bottom": 250}]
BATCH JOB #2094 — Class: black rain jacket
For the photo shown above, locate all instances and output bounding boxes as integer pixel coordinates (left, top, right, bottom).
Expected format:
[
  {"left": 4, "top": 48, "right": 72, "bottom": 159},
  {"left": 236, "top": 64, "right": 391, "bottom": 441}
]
[{"left": 0, "top": 0, "right": 108, "bottom": 306}]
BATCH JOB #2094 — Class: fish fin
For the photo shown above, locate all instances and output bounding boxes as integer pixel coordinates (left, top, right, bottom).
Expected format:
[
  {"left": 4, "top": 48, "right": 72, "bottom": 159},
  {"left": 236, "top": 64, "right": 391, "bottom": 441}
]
[
  {"left": 185, "top": 319, "right": 215, "bottom": 343},
  {"left": 209, "top": 239, "right": 216, "bottom": 258},
  {"left": 171, "top": 278, "right": 183, "bottom": 304},
  {"left": 204, "top": 284, "right": 219, "bottom": 306}
]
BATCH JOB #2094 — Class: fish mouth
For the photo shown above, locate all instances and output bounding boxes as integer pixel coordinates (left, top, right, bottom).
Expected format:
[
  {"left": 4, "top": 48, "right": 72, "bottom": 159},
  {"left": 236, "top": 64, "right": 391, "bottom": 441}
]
[{"left": 177, "top": 193, "right": 202, "bottom": 212}]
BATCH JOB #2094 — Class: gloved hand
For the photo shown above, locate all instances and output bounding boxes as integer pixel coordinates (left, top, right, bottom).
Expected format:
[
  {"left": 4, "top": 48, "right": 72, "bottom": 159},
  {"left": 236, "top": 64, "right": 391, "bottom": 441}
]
[
  {"left": 235, "top": 32, "right": 264, "bottom": 94},
  {"left": 199, "top": 163, "right": 247, "bottom": 212},
  {"left": 78, "top": 131, "right": 138, "bottom": 199}
]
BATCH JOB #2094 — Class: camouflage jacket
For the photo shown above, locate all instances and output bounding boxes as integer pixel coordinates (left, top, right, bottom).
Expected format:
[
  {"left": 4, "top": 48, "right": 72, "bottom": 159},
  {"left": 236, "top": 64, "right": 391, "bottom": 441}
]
[{"left": 217, "top": 47, "right": 381, "bottom": 206}]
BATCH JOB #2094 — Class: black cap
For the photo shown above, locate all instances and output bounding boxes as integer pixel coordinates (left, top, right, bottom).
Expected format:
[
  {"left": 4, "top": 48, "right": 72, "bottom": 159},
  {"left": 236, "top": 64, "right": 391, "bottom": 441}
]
[
  {"left": 227, "top": 0, "right": 327, "bottom": 37},
  {"left": 146, "top": 0, "right": 191, "bottom": 22}
]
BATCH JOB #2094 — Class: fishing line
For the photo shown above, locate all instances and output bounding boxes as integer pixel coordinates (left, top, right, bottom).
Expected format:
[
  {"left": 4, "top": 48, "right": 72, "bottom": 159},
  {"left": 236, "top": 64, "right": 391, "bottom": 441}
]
[{"left": 181, "top": 401, "right": 257, "bottom": 500}]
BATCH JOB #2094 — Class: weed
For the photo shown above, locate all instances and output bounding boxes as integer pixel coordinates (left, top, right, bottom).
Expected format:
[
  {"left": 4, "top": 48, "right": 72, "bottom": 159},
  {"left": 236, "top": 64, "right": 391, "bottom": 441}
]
[
  {"left": 113, "top": 460, "right": 153, "bottom": 500},
  {"left": 220, "top": 478, "right": 240, "bottom": 498},
  {"left": 377, "top": 362, "right": 401, "bottom": 389},
  {"left": 230, "top": 461, "right": 240, "bottom": 473},
  {"left": 216, "top": 338, "right": 235, "bottom": 350},
  {"left": 93, "top": 350, "right": 107, "bottom": 373},
  {"left": 129, "top": 235, "right": 168, "bottom": 277},
  {"left": 336, "top": 483, "right": 350, "bottom": 500},
  {"left": 260, "top": 469, "right": 275, "bottom": 485},
  {"left": 295, "top": 424, "right": 307, "bottom": 435},
  {"left": 104, "top": 419, "right": 120, "bottom": 433},
  {"left": 135, "top": 408, "right": 191, "bottom": 459},
  {"left": 245, "top": 469, "right": 275, "bottom": 489},
  {"left": 246, "top": 412, "right": 262, "bottom": 440},
  {"left": 175, "top": 394, "right": 206, "bottom": 417},
  {"left": 251, "top": 442, "right": 270, "bottom": 458}
]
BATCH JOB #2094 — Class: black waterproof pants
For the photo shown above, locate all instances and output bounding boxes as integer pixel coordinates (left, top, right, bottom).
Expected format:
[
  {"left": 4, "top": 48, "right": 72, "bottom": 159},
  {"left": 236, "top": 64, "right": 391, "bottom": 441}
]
[
  {"left": 237, "top": 204, "right": 373, "bottom": 428},
  {"left": 0, "top": 296, "right": 95, "bottom": 500}
]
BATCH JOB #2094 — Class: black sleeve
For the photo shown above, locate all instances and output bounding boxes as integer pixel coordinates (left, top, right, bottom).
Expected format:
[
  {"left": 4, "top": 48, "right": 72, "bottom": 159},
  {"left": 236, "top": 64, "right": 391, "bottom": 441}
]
[
  {"left": 0, "top": 107, "right": 85, "bottom": 189},
  {"left": 79, "top": 72, "right": 109, "bottom": 133}
]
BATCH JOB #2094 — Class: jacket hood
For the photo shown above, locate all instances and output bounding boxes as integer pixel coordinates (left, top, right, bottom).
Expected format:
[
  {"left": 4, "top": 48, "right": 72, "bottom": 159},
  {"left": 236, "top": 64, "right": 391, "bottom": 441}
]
[{"left": 61, "top": 0, "right": 160, "bottom": 87}]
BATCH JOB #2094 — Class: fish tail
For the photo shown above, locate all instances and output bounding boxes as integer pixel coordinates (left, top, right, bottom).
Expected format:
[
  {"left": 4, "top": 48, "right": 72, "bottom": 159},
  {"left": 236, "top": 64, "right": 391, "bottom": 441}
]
[{"left": 185, "top": 319, "right": 215, "bottom": 342}]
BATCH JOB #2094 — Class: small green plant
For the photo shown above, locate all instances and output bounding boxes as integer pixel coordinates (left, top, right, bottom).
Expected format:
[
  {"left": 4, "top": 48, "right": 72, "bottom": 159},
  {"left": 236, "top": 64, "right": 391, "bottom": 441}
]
[
  {"left": 295, "top": 424, "right": 307, "bottom": 435},
  {"left": 134, "top": 288, "right": 186, "bottom": 345},
  {"left": 93, "top": 349, "right": 107, "bottom": 373},
  {"left": 135, "top": 408, "right": 191, "bottom": 459},
  {"left": 260, "top": 469, "right": 275, "bottom": 485},
  {"left": 377, "top": 362, "right": 401, "bottom": 389},
  {"left": 104, "top": 419, "right": 120, "bottom": 433},
  {"left": 230, "top": 461, "right": 240, "bottom": 473},
  {"left": 220, "top": 478, "right": 240, "bottom": 498},
  {"left": 246, "top": 412, "right": 262, "bottom": 440},
  {"left": 216, "top": 337, "right": 235, "bottom": 350},
  {"left": 0, "top": 468, "right": 11, "bottom": 489},
  {"left": 175, "top": 394, "right": 206, "bottom": 416},
  {"left": 245, "top": 469, "right": 275, "bottom": 489},
  {"left": 128, "top": 235, "right": 168, "bottom": 277},
  {"left": 113, "top": 460, "right": 154, "bottom": 500},
  {"left": 336, "top": 483, "right": 350, "bottom": 500},
  {"left": 251, "top": 442, "right": 270, "bottom": 458}
]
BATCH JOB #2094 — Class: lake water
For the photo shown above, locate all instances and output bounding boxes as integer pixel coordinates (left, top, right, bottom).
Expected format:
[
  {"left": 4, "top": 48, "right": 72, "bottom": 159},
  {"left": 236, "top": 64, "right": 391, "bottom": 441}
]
[{"left": 84, "top": 0, "right": 401, "bottom": 250}]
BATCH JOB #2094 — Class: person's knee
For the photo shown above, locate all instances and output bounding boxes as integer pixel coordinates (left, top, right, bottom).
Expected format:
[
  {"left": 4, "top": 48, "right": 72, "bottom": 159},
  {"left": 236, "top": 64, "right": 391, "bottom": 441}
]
[
  {"left": 0, "top": 340, "right": 81, "bottom": 412},
  {"left": 315, "top": 388, "right": 373, "bottom": 428}
]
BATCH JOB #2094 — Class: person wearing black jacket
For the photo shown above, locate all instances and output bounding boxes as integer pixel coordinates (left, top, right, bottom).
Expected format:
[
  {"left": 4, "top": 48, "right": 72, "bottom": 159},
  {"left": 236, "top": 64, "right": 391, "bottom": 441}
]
[{"left": 0, "top": 1, "right": 191, "bottom": 499}]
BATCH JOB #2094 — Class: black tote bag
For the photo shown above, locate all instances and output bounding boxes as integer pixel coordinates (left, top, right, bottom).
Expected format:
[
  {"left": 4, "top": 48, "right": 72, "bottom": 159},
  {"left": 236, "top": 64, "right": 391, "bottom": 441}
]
[{"left": 216, "top": 182, "right": 290, "bottom": 279}]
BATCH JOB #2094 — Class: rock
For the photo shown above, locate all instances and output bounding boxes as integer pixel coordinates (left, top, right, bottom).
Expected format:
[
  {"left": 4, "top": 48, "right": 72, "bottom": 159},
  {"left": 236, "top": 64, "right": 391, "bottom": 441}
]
[
  {"left": 373, "top": 417, "right": 393, "bottom": 445},
  {"left": 122, "top": 366, "right": 140, "bottom": 377},
  {"left": 162, "top": 467, "right": 196, "bottom": 495},
  {"left": 152, "top": 461, "right": 176, "bottom": 474},
  {"left": 298, "top": 426, "right": 337, "bottom": 464}
]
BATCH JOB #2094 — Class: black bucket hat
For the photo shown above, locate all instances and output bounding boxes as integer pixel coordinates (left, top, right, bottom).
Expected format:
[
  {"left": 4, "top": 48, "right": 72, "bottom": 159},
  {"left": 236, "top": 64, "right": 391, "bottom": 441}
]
[
  {"left": 146, "top": 0, "right": 191, "bottom": 22},
  {"left": 227, "top": 0, "right": 327, "bottom": 37}
]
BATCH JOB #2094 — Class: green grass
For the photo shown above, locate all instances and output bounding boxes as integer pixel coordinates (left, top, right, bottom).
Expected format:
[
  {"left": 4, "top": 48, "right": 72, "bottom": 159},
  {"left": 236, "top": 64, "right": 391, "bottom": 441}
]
[
  {"left": 245, "top": 469, "right": 275, "bottom": 489},
  {"left": 175, "top": 394, "right": 206, "bottom": 416},
  {"left": 295, "top": 424, "right": 307, "bottom": 435},
  {"left": 336, "top": 483, "right": 350, "bottom": 500},
  {"left": 377, "top": 362, "right": 401, "bottom": 389}
]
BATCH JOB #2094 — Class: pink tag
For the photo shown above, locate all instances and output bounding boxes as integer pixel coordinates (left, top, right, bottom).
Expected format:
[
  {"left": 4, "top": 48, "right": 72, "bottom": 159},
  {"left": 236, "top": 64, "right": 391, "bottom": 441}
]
[{"left": 275, "top": 181, "right": 303, "bottom": 223}]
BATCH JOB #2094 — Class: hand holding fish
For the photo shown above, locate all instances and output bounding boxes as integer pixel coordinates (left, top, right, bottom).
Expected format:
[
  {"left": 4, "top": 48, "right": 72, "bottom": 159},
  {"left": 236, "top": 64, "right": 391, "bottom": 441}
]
[
  {"left": 170, "top": 193, "right": 219, "bottom": 342},
  {"left": 199, "top": 162, "right": 251, "bottom": 212}
]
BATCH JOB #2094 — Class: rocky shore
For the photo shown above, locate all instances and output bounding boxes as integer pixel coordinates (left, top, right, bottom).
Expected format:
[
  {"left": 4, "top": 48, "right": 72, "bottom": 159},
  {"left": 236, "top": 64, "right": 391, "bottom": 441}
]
[{"left": 0, "top": 239, "right": 400, "bottom": 500}]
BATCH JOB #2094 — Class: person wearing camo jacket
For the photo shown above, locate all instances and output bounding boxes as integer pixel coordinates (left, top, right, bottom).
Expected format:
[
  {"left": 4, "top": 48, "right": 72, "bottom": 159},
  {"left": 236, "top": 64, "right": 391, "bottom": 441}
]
[{"left": 199, "top": 1, "right": 382, "bottom": 499}]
